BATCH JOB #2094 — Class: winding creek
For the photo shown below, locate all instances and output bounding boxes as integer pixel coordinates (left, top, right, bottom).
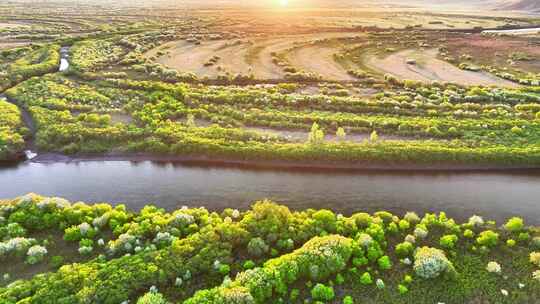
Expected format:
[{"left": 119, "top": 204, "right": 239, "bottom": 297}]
[
  {"left": 59, "top": 46, "right": 69, "bottom": 72},
  {"left": 2, "top": 45, "right": 540, "bottom": 224}
]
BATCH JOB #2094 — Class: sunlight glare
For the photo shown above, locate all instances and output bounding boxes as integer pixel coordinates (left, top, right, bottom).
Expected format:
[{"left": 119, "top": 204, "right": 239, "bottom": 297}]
[{"left": 279, "top": 0, "right": 289, "bottom": 7}]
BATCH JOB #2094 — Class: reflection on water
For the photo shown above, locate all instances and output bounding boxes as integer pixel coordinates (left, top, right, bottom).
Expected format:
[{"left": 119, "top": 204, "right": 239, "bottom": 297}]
[{"left": 1, "top": 160, "right": 540, "bottom": 224}]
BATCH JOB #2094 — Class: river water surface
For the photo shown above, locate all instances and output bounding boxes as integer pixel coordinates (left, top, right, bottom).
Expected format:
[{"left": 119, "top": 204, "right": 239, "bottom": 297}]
[{"left": 1, "top": 160, "right": 540, "bottom": 224}]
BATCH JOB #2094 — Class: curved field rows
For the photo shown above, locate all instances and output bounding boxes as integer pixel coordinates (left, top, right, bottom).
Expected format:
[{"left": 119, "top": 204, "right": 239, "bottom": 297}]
[
  {"left": 147, "top": 40, "right": 252, "bottom": 78},
  {"left": 146, "top": 32, "right": 364, "bottom": 80},
  {"left": 364, "top": 49, "right": 517, "bottom": 87},
  {"left": 286, "top": 44, "right": 355, "bottom": 81}
]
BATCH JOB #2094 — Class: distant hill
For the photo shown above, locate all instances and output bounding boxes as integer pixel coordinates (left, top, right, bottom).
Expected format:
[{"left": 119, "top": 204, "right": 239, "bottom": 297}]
[
  {"left": 501, "top": 0, "right": 540, "bottom": 12},
  {"left": 5, "top": 0, "right": 540, "bottom": 12}
]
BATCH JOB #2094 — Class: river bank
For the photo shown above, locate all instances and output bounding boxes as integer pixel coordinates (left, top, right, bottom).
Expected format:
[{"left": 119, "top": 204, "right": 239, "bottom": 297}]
[{"left": 27, "top": 151, "right": 540, "bottom": 172}]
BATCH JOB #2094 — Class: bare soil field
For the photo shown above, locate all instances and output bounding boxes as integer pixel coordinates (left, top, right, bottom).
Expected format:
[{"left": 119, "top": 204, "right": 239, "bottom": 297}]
[
  {"left": 0, "top": 22, "right": 29, "bottom": 29},
  {"left": 364, "top": 48, "right": 517, "bottom": 86},
  {"left": 445, "top": 33, "right": 540, "bottom": 74},
  {"left": 148, "top": 39, "right": 254, "bottom": 78},
  {"left": 147, "top": 32, "right": 364, "bottom": 80},
  {"left": 0, "top": 41, "right": 30, "bottom": 49},
  {"left": 284, "top": 40, "right": 359, "bottom": 81},
  {"left": 206, "top": 9, "right": 530, "bottom": 31}
]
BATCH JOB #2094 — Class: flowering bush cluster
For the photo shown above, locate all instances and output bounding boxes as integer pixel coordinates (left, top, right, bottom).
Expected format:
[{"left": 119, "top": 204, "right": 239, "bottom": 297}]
[
  {"left": 26, "top": 245, "right": 47, "bottom": 265},
  {"left": 0, "top": 237, "right": 36, "bottom": 258},
  {"left": 0, "top": 194, "right": 539, "bottom": 303},
  {"left": 413, "top": 247, "right": 454, "bottom": 279}
]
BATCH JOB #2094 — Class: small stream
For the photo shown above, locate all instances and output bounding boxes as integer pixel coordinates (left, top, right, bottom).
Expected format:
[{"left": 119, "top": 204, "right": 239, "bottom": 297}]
[
  {"left": 1, "top": 46, "right": 70, "bottom": 160},
  {"left": 59, "top": 46, "right": 69, "bottom": 72},
  {"left": 482, "top": 27, "right": 540, "bottom": 35}
]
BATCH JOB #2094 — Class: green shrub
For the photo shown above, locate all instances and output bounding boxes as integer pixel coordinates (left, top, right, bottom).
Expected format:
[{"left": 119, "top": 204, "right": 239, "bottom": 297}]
[
  {"left": 377, "top": 255, "right": 392, "bottom": 270},
  {"left": 136, "top": 291, "right": 168, "bottom": 304},
  {"left": 531, "top": 237, "right": 540, "bottom": 250},
  {"left": 476, "top": 230, "right": 499, "bottom": 247},
  {"left": 247, "top": 237, "right": 269, "bottom": 257},
  {"left": 398, "top": 284, "right": 409, "bottom": 294},
  {"left": 218, "top": 264, "right": 230, "bottom": 275},
  {"left": 395, "top": 241, "right": 414, "bottom": 257},
  {"left": 311, "top": 283, "right": 335, "bottom": 301},
  {"left": 463, "top": 229, "right": 474, "bottom": 238},
  {"left": 313, "top": 209, "right": 337, "bottom": 232},
  {"left": 439, "top": 234, "right": 458, "bottom": 249},
  {"left": 398, "top": 219, "right": 410, "bottom": 231},
  {"left": 504, "top": 217, "right": 524, "bottom": 232},
  {"left": 243, "top": 260, "right": 255, "bottom": 270},
  {"left": 50, "top": 255, "right": 64, "bottom": 268},
  {"left": 360, "top": 272, "right": 372, "bottom": 285},
  {"left": 518, "top": 232, "right": 530, "bottom": 242}
]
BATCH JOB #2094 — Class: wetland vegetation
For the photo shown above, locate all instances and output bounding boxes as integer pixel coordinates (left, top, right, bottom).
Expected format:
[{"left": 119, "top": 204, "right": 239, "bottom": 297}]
[{"left": 1, "top": 0, "right": 540, "bottom": 302}]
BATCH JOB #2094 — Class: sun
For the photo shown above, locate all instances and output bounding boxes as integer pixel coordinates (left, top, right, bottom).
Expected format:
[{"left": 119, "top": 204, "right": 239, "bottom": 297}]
[{"left": 279, "top": 0, "right": 289, "bottom": 7}]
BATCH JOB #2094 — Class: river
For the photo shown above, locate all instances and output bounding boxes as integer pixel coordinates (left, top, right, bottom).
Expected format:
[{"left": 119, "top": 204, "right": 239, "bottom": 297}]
[
  {"left": 1, "top": 160, "right": 540, "bottom": 224},
  {"left": 2, "top": 45, "right": 540, "bottom": 224},
  {"left": 482, "top": 27, "right": 540, "bottom": 35}
]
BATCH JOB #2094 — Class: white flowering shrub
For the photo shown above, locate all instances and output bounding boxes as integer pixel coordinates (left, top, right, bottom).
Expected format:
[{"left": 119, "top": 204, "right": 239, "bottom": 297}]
[
  {"left": 78, "top": 246, "right": 93, "bottom": 255},
  {"left": 171, "top": 212, "right": 195, "bottom": 227},
  {"left": 107, "top": 233, "right": 138, "bottom": 255},
  {"left": 64, "top": 222, "right": 96, "bottom": 241},
  {"left": 533, "top": 270, "right": 540, "bottom": 282},
  {"left": 92, "top": 214, "right": 110, "bottom": 228},
  {"left": 530, "top": 252, "right": 540, "bottom": 267},
  {"left": 36, "top": 197, "right": 70, "bottom": 210},
  {"left": 357, "top": 233, "right": 373, "bottom": 247},
  {"left": 405, "top": 234, "right": 416, "bottom": 244},
  {"left": 153, "top": 232, "right": 175, "bottom": 246},
  {"left": 414, "top": 227, "right": 428, "bottom": 239},
  {"left": 468, "top": 215, "right": 484, "bottom": 227},
  {"left": 26, "top": 245, "right": 47, "bottom": 264},
  {"left": 0, "top": 237, "right": 36, "bottom": 257},
  {"left": 486, "top": 261, "right": 501, "bottom": 274},
  {"left": 413, "top": 247, "right": 454, "bottom": 279},
  {"left": 404, "top": 212, "right": 420, "bottom": 223},
  {"left": 0, "top": 223, "right": 26, "bottom": 239},
  {"left": 175, "top": 277, "right": 183, "bottom": 287}
]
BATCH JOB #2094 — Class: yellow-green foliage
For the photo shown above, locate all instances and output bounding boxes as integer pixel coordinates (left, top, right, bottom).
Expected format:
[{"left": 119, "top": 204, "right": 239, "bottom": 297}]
[{"left": 0, "top": 100, "right": 25, "bottom": 160}]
